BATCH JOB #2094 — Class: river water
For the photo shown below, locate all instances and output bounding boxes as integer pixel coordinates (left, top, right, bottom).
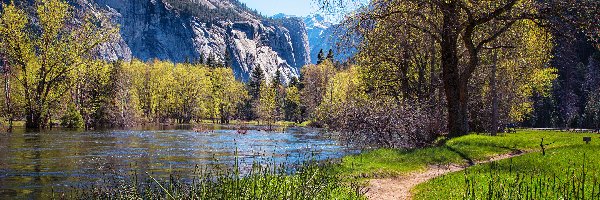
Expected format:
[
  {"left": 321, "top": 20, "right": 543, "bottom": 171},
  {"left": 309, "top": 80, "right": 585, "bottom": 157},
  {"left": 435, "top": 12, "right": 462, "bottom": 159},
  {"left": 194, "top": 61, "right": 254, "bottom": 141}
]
[{"left": 0, "top": 125, "right": 357, "bottom": 199}]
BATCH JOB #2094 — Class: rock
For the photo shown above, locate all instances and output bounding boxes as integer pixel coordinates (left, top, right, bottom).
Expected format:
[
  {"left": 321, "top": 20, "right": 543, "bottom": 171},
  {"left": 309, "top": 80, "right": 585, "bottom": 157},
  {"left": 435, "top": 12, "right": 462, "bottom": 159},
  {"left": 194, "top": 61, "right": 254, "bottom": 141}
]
[{"left": 79, "top": 0, "right": 313, "bottom": 83}]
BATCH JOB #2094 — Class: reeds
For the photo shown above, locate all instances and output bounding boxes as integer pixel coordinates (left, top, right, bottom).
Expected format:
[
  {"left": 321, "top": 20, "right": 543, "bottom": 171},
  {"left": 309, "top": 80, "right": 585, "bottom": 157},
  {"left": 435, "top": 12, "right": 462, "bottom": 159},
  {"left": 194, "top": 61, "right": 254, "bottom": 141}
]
[{"left": 54, "top": 159, "right": 365, "bottom": 200}]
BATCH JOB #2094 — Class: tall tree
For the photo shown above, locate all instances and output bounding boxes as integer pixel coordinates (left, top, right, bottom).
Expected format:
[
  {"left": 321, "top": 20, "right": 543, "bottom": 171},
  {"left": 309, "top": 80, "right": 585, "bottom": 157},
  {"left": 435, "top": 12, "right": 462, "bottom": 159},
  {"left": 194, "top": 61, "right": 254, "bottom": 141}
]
[
  {"left": 256, "top": 82, "right": 277, "bottom": 128},
  {"left": 224, "top": 49, "right": 233, "bottom": 67},
  {"left": 320, "top": 0, "right": 598, "bottom": 137},
  {"left": 0, "top": 0, "right": 116, "bottom": 129},
  {"left": 248, "top": 66, "right": 265, "bottom": 100},
  {"left": 272, "top": 69, "right": 282, "bottom": 86},
  {"left": 301, "top": 62, "right": 337, "bottom": 119},
  {"left": 1, "top": 55, "right": 12, "bottom": 130},
  {"left": 317, "top": 49, "right": 325, "bottom": 65},
  {"left": 326, "top": 49, "right": 334, "bottom": 61}
]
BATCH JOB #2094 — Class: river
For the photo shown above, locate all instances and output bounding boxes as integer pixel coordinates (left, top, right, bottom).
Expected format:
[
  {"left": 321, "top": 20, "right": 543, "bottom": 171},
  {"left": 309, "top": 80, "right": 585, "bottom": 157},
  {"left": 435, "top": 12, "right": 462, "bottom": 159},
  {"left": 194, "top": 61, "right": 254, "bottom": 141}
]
[{"left": 0, "top": 125, "right": 357, "bottom": 199}]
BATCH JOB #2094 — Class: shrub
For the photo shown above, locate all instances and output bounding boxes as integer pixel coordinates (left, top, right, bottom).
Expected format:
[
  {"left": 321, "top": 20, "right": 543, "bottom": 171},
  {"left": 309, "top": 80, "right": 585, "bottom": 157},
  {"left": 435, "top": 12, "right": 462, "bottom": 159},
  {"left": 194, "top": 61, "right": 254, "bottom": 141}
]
[
  {"left": 325, "top": 98, "right": 445, "bottom": 149},
  {"left": 61, "top": 104, "right": 84, "bottom": 128}
]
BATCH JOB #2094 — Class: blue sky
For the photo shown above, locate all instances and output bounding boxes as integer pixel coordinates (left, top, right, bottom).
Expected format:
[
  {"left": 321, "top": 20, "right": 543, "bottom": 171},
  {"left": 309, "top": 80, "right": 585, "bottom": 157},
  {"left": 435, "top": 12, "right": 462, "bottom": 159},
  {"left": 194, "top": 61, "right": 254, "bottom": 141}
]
[{"left": 238, "top": 0, "right": 319, "bottom": 17}]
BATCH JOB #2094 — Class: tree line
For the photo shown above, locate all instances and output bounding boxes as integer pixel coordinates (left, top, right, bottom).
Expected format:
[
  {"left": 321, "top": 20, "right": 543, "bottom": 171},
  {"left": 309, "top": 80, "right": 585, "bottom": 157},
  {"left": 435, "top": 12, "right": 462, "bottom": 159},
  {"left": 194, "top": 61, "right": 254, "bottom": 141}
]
[{"left": 0, "top": 0, "right": 362, "bottom": 131}]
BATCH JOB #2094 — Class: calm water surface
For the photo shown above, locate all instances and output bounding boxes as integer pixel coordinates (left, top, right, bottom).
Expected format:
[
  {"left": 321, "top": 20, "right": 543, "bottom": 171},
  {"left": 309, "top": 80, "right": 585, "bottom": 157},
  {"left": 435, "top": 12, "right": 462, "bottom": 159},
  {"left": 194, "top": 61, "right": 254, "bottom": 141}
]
[{"left": 0, "top": 125, "right": 357, "bottom": 199}]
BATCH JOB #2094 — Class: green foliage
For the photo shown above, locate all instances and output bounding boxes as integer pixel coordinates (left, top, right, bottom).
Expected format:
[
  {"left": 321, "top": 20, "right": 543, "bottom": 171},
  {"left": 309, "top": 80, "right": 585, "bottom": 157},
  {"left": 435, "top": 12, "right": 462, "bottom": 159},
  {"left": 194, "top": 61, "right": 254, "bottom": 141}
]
[
  {"left": 248, "top": 66, "right": 265, "bottom": 100},
  {"left": 317, "top": 49, "right": 325, "bottom": 65},
  {"left": 0, "top": 0, "right": 117, "bottom": 128},
  {"left": 317, "top": 65, "right": 365, "bottom": 121},
  {"left": 208, "top": 67, "right": 248, "bottom": 123},
  {"left": 124, "top": 60, "right": 246, "bottom": 124},
  {"left": 301, "top": 61, "right": 337, "bottom": 120},
  {"left": 284, "top": 86, "right": 302, "bottom": 122},
  {"left": 255, "top": 82, "right": 278, "bottom": 126},
  {"left": 60, "top": 104, "right": 84, "bottom": 128},
  {"left": 326, "top": 49, "right": 334, "bottom": 61}
]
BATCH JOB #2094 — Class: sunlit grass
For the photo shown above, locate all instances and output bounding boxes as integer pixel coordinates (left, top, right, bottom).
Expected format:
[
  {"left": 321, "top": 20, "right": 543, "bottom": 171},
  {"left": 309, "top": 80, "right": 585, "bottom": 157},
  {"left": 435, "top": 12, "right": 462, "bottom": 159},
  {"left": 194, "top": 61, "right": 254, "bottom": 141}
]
[
  {"left": 414, "top": 144, "right": 600, "bottom": 199},
  {"left": 337, "top": 130, "right": 599, "bottom": 178}
]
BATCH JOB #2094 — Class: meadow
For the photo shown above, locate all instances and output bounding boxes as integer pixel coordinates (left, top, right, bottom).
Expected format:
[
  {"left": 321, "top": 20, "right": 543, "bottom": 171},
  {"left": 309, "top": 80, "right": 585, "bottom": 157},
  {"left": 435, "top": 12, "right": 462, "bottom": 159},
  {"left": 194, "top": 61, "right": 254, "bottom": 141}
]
[
  {"left": 337, "top": 130, "right": 599, "bottom": 178},
  {"left": 413, "top": 144, "right": 600, "bottom": 199}
]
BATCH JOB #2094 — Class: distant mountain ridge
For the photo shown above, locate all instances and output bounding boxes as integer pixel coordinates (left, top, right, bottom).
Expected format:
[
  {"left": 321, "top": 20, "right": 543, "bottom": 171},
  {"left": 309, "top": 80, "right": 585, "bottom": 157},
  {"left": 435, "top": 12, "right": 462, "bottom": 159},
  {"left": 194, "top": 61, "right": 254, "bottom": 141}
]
[
  {"left": 303, "top": 14, "right": 336, "bottom": 63},
  {"left": 274, "top": 13, "right": 352, "bottom": 64}
]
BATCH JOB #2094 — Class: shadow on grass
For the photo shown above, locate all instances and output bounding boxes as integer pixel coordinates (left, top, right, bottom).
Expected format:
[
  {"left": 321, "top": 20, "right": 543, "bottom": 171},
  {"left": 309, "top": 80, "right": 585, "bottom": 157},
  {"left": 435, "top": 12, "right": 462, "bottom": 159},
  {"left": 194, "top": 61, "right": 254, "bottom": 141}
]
[{"left": 444, "top": 145, "right": 475, "bottom": 165}]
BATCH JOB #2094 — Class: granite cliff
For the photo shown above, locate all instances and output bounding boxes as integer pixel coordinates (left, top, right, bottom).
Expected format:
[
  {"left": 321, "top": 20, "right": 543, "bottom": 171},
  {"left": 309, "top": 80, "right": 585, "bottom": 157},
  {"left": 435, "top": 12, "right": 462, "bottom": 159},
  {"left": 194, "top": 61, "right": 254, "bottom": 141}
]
[{"left": 81, "top": 0, "right": 311, "bottom": 82}]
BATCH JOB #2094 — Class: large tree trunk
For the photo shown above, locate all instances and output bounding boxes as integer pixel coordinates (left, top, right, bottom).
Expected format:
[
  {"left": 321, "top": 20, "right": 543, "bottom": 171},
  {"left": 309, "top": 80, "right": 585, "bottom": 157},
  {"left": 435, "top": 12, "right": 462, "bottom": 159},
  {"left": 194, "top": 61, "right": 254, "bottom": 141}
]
[
  {"left": 441, "top": 3, "right": 470, "bottom": 138},
  {"left": 2, "top": 58, "right": 12, "bottom": 131},
  {"left": 4, "top": 73, "right": 12, "bottom": 131},
  {"left": 490, "top": 51, "right": 499, "bottom": 136},
  {"left": 26, "top": 111, "right": 43, "bottom": 129}
]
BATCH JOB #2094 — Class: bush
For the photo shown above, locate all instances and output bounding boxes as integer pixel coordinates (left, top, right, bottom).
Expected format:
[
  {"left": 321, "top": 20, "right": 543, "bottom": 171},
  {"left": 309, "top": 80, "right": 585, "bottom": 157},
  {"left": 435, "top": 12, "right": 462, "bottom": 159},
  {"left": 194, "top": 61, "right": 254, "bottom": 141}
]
[
  {"left": 325, "top": 98, "right": 445, "bottom": 149},
  {"left": 61, "top": 104, "right": 84, "bottom": 128}
]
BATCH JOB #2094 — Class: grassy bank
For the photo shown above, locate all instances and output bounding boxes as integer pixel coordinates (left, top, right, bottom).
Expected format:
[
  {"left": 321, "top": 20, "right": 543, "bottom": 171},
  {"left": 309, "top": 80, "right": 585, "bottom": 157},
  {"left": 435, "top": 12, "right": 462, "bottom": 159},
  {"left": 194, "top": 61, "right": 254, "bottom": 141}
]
[
  {"left": 413, "top": 144, "right": 600, "bottom": 199},
  {"left": 336, "top": 130, "right": 599, "bottom": 178}
]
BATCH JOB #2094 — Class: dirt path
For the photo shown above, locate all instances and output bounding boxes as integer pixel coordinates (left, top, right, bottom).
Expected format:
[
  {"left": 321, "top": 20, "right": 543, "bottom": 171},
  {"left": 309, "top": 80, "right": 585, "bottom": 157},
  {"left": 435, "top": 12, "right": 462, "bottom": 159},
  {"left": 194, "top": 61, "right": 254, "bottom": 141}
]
[{"left": 365, "top": 151, "right": 527, "bottom": 200}]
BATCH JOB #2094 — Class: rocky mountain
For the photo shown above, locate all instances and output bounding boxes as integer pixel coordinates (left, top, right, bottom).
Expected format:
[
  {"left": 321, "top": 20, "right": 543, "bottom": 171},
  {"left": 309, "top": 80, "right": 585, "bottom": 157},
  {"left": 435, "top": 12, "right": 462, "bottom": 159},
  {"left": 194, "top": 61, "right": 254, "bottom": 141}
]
[
  {"left": 303, "top": 14, "right": 335, "bottom": 63},
  {"left": 303, "top": 14, "right": 354, "bottom": 64},
  {"left": 80, "top": 0, "right": 311, "bottom": 83},
  {"left": 274, "top": 13, "right": 339, "bottom": 64}
]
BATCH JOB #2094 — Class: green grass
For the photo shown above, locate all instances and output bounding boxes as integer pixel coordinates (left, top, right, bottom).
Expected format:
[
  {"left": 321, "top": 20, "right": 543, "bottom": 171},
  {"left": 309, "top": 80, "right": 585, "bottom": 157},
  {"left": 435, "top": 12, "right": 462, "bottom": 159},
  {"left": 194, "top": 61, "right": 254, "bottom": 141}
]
[
  {"left": 337, "top": 130, "right": 599, "bottom": 178},
  {"left": 413, "top": 144, "right": 600, "bottom": 199}
]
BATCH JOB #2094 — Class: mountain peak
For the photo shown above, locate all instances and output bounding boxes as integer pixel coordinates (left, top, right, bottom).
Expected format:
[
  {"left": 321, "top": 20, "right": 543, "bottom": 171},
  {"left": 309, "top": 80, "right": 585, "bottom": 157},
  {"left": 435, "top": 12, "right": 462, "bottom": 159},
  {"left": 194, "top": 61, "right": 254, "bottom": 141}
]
[{"left": 304, "top": 14, "right": 333, "bottom": 30}]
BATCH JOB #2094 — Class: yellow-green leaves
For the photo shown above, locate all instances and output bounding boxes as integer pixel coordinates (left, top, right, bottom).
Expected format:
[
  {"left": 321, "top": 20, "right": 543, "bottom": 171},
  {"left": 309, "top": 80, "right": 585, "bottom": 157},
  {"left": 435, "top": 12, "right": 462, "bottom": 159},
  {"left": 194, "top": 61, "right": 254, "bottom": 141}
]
[
  {"left": 0, "top": 0, "right": 116, "bottom": 128},
  {"left": 256, "top": 82, "right": 277, "bottom": 125},
  {"left": 0, "top": 3, "right": 33, "bottom": 68},
  {"left": 122, "top": 60, "right": 246, "bottom": 123}
]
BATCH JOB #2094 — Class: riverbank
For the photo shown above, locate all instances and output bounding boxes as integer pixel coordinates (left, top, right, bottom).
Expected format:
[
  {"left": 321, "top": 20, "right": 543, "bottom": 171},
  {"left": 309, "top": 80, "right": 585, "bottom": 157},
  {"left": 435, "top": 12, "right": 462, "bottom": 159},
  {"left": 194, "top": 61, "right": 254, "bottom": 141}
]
[
  {"left": 334, "top": 130, "right": 600, "bottom": 199},
  {"left": 0, "top": 120, "right": 312, "bottom": 131}
]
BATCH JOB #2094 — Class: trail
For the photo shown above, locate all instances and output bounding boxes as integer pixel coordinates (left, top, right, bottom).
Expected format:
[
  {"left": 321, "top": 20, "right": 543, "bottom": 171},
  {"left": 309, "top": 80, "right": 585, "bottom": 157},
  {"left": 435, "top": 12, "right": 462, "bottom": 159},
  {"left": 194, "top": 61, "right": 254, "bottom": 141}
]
[{"left": 365, "top": 151, "right": 527, "bottom": 200}]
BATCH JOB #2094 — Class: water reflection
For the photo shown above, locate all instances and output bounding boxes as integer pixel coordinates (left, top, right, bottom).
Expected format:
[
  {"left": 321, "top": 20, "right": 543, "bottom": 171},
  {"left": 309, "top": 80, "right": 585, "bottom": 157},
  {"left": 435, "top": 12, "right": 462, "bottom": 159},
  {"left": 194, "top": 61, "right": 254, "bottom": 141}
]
[{"left": 0, "top": 126, "right": 356, "bottom": 199}]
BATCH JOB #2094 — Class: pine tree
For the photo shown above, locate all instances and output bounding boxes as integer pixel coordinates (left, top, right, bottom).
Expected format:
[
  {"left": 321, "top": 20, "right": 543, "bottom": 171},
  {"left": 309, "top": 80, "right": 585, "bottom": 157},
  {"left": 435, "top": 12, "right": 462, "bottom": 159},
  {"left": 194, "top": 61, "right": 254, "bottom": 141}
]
[
  {"left": 317, "top": 49, "right": 325, "bottom": 65},
  {"left": 289, "top": 76, "right": 300, "bottom": 88},
  {"left": 326, "top": 49, "right": 334, "bottom": 61},
  {"left": 206, "top": 54, "right": 215, "bottom": 68},
  {"left": 248, "top": 66, "right": 264, "bottom": 100},
  {"left": 198, "top": 53, "right": 205, "bottom": 64},
  {"left": 272, "top": 69, "right": 282, "bottom": 86}
]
